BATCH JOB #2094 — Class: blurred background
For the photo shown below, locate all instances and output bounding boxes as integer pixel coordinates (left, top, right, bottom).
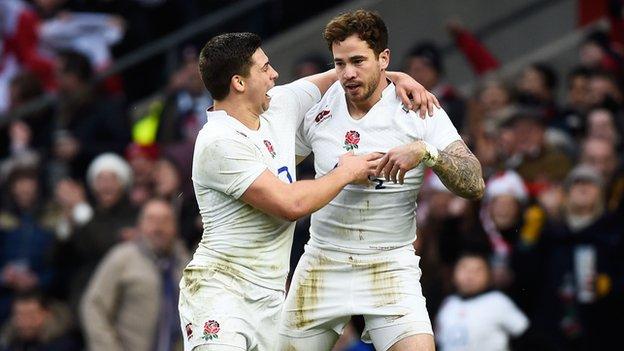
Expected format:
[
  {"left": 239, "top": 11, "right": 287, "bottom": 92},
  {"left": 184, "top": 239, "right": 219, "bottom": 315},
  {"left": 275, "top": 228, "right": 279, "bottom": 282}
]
[{"left": 0, "top": 0, "right": 622, "bottom": 350}]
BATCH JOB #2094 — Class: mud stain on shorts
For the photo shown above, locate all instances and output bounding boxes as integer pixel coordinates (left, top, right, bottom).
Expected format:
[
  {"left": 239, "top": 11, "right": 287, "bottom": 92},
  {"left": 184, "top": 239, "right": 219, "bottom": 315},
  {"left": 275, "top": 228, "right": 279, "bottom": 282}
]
[
  {"left": 293, "top": 255, "right": 328, "bottom": 330},
  {"left": 367, "top": 261, "right": 401, "bottom": 308}
]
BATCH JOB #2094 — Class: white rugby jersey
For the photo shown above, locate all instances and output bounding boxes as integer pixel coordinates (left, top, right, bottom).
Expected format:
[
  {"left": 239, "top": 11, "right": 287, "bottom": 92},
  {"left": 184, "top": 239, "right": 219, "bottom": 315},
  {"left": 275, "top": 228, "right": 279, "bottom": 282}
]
[
  {"left": 296, "top": 81, "right": 461, "bottom": 253},
  {"left": 189, "top": 80, "right": 320, "bottom": 291},
  {"left": 435, "top": 291, "right": 529, "bottom": 351}
]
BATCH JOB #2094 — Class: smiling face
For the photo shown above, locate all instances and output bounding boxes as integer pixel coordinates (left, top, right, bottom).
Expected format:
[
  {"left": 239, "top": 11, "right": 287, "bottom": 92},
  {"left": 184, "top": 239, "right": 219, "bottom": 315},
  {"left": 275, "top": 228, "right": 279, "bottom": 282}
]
[
  {"left": 332, "top": 34, "right": 389, "bottom": 104},
  {"left": 240, "top": 48, "right": 279, "bottom": 114}
]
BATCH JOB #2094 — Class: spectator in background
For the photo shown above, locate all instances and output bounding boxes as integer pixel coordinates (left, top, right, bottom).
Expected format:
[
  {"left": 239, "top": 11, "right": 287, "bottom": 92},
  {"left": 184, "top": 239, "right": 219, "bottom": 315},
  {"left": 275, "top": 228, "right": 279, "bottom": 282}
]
[
  {"left": 556, "top": 67, "right": 593, "bottom": 138},
  {"left": 125, "top": 143, "right": 159, "bottom": 208},
  {"left": 56, "top": 153, "right": 137, "bottom": 312},
  {"left": 435, "top": 252, "right": 529, "bottom": 351},
  {"left": 0, "top": 0, "right": 55, "bottom": 113},
  {"left": 534, "top": 165, "right": 624, "bottom": 350},
  {"left": 586, "top": 70, "right": 623, "bottom": 106},
  {"left": 81, "top": 198, "right": 189, "bottom": 351},
  {"left": 0, "top": 168, "right": 56, "bottom": 323},
  {"left": 504, "top": 111, "right": 573, "bottom": 197},
  {"left": 515, "top": 62, "right": 559, "bottom": 122},
  {"left": 584, "top": 105, "right": 622, "bottom": 151},
  {"left": 579, "top": 137, "right": 624, "bottom": 213},
  {"left": 404, "top": 42, "right": 466, "bottom": 129},
  {"left": 292, "top": 54, "right": 329, "bottom": 79},
  {"left": 152, "top": 157, "right": 201, "bottom": 250},
  {"left": 0, "top": 291, "right": 77, "bottom": 351},
  {"left": 578, "top": 30, "right": 623, "bottom": 76},
  {"left": 53, "top": 50, "right": 129, "bottom": 180},
  {"left": 157, "top": 51, "right": 212, "bottom": 145}
]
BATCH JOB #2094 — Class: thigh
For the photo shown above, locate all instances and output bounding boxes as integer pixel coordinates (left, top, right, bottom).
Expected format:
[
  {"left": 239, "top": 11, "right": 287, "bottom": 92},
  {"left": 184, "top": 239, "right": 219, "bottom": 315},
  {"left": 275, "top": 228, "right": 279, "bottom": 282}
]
[
  {"left": 277, "top": 328, "right": 339, "bottom": 351},
  {"left": 179, "top": 270, "right": 252, "bottom": 350},
  {"left": 279, "top": 250, "right": 351, "bottom": 337},
  {"left": 387, "top": 333, "right": 435, "bottom": 351}
]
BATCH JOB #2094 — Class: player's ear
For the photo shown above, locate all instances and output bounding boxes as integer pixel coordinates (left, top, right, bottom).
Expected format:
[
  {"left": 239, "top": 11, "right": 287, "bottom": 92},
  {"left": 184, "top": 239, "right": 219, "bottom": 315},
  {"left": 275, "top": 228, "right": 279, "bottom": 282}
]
[
  {"left": 378, "top": 49, "right": 390, "bottom": 70},
  {"left": 231, "top": 75, "right": 245, "bottom": 93}
]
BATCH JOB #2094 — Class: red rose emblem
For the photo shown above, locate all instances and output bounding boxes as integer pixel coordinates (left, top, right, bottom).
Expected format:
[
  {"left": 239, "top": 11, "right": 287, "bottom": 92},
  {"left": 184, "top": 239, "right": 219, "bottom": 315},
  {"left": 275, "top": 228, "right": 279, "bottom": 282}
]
[
  {"left": 263, "top": 140, "right": 276, "bottom": 158},
  {"left": 344, "top": 130, "right": 360, "bottom": 151},
  {"left": 204, "top": 320, "right": 220, "bottom": 334}
]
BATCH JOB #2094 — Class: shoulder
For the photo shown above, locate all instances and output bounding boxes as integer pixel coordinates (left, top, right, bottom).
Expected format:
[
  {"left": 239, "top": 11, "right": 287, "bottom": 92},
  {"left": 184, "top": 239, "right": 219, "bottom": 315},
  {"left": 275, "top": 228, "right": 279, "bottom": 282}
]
[{"left": 303, "top": 81, "right": 344, "bottom": 122}]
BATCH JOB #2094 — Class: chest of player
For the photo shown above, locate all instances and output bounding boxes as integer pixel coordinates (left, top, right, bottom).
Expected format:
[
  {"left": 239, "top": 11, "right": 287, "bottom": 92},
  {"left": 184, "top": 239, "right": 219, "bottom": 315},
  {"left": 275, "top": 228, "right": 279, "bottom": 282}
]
[
  {"left": 246, "top": 126, "right": 295, "bottom": 184},
  {"left": 307, "top": 105, "right": 426, "bottom": 176}
]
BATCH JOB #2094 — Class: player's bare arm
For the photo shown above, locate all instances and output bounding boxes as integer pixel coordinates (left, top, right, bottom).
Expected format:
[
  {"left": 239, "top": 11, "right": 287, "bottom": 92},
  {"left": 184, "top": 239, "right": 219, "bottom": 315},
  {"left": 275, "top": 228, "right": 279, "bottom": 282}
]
[
  {"left": 432, "top": 140, "right": 485, "bottom": 199},
  {"left": 304, "top": 70, "right": 439, "bottom": 116},
  {"left": 242, "top": 152, "right": 382, "bottom": 221},
  {"left": 375, "top": 139, "right": 484, "bottom": 200}
]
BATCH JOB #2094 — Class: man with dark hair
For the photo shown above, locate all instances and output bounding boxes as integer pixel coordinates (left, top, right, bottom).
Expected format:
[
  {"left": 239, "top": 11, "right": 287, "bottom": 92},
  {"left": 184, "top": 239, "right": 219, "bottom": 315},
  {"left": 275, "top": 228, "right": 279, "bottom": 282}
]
[
  {"left": 279, "top": 10, "right": 484, "bottom": 351},
  {"left": 179, "top": 32, "right": 437, "bottom": 351}
]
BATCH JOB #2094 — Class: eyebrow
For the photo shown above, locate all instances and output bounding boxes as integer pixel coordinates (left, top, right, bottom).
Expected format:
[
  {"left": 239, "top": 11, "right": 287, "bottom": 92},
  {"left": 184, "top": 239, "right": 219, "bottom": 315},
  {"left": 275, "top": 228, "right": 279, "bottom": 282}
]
[
  {"left": 334, "top": 55, "right": 367, "bottom": 62},
  {"left": 261, "top": 61, "right": 270, "bottom": 70}
]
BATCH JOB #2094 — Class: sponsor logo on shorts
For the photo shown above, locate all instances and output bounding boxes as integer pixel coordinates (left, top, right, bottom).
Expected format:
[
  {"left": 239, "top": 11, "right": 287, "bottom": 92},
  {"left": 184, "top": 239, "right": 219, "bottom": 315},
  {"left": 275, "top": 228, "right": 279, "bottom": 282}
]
[
  {"left": 202, "top": 320, "right": 220, "bottom": 341},
  {"left": 185, "top": 323, "right": 193, "bottom": 340}
]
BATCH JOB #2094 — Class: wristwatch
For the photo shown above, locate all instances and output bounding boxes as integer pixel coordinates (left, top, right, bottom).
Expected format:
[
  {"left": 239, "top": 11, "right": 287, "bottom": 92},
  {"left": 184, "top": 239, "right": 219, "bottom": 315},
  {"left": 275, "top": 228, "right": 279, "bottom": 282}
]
[{"left": 421, "top": 141, "right": 439, "bottom": 167}]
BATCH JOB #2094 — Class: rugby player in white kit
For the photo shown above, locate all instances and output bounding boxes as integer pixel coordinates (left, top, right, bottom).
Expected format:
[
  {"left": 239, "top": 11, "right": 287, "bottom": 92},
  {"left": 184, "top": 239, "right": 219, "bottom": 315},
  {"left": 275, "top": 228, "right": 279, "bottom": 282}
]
[
  {"left": 178, "top": 32, "right": 438, "bottom": 351},
  {"left": 279, "top": 11, "right": 485, "bottom": 351}
]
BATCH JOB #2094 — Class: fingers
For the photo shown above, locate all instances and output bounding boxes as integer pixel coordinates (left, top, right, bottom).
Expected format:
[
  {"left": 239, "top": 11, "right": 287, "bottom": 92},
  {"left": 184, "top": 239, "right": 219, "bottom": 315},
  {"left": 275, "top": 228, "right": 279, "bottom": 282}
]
[
  {"left": 398, "top": 89, "right": 412, "bottom": 111},
  {"left": 389, "top": 163, "right": 401, "bottom": 183},
  {"left": 382, "top": 158, "right": 395, "bottom": 182},
  {"left": 375, "top": 154, "right": 390, "bottom": 177},
  {"left": 398, "top": 168, "right": 407, "bottom": 185},
  {"left": 364, "top": 152, "right": 384, "bottom": 161},
  {"left": 432, "top": 93, "right": 441, "bottom": 109},
  {"left": 419, "top": 92, "right": 427, "bottom": 118}
]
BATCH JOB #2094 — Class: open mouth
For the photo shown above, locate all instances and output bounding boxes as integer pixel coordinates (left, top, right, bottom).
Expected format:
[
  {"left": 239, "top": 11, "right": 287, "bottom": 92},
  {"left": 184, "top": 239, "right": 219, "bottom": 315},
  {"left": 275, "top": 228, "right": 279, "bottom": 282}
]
[{"left": 345, "top": 82, "right": 361, "bottom": 94}]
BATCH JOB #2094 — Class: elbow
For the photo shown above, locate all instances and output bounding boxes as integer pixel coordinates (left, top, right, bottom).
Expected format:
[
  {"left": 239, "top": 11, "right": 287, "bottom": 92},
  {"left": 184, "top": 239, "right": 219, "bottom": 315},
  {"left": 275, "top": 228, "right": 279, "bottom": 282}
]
[
  {"left": 280, "top": 201, "right": 309, "bottom": 222},
  {"left": 469, "top": 179, "right": 486, "bottom": 200}
]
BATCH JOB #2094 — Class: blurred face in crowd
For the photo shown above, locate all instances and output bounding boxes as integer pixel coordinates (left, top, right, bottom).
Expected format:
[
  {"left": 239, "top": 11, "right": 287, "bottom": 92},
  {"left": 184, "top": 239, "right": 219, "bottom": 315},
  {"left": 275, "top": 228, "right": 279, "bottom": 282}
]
[
  {"left": 129, "top": 156, "right": 156, "bottom": 187},
  {"left": 517, "top": 66, "right": 549, "bottom": 100},
  {"left": 567, "top": 180, "right": 602, "bottom": 214},
  {"left": 405, "top": 56, "right": 438, "bottom": 90},
  {"left": 153, "top": 159, "right": 181, "bottom": 198},
  {"left": 581, "top": 138, "right": 618, "bottom": 181},
  {"left": 588, "top": 76, "right": 622, "bottom": 105},
  {"left": 13, "top": 299, "right": 47, "bottom": 341},
  {"left": 586, "top": 109, "right": 620, "bottom": 146},
  {"left": 139, "top": 200, "right": 177, "bottom": 254},
  {"left": 478, "top": 81, "right": 511, "bottom": 115},
  {"left": 454, "top": 256, "right": 491, "bottom": 296},
  {"left": 513, "top": 119, "right": 544, "bottom": 155},
  {"left": 489, "top": 195, "right": 521, "bottom": 231},
  {"left": 11, "top": 177, "right": 38, "bottom": 211},
  {"left": 333, "top": 35, "right": 389, "bottom": 104},
  {"left": 579, "top": 42, "right": 605, "bottom": 68},
  {"left": 567, "top": 74, "right": 591, "bottom": 110},
  {"left": 93, "top": 170, "right": 124, "bottom": 209}
]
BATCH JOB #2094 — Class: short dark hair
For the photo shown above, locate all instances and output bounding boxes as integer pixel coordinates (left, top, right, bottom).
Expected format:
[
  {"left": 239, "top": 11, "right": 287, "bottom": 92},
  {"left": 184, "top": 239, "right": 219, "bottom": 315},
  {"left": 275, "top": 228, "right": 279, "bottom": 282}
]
[
  {"left": 198, "top": 32, "right": 262, "bottom": 100},
  {"left": 407, "top": 41, "right": 442, "bottom": 73},
  {"left": 324, "top": 10, "right": 388, "bottom": 56},
  {"left": 529, "top": 62, "right": 558, "bottom": 91},
  {"left": 13, "top": 290, "right": 48, "bottom": 309}
]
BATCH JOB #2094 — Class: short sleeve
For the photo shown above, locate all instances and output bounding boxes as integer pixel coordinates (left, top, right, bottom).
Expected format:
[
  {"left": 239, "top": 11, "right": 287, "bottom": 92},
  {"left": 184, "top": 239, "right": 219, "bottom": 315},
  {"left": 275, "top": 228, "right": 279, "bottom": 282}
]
[
  {"left": 497, "top": 294, "right": 529, "bottom": 336},
  {"left": 193, "top": 138, "right": 267, "bottom": 199},
  {"left": 267, "top": 79, "right": 322, "bottom": 128},
  {"left": 424, "top": 107, "right": 462, "bottom": 150}
]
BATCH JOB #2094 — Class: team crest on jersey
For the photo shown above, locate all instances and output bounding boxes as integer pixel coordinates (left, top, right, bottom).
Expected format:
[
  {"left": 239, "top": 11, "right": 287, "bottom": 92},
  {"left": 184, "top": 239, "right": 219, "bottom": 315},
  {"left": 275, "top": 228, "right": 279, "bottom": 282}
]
[
  {"left": 315, "top": 109, "right": 332, "bottom": 124},
  {"left": 263, "top": 140, "right": 276, "bottom": 158},
  {"left": 185, "top": 323, "right": 193, "bottom": 340},
  {"left": 343, "top": 130, "right": 360, "bottom": 151},
  {"left": 202, "top": 320, "right": 220, "bottom": 341}
]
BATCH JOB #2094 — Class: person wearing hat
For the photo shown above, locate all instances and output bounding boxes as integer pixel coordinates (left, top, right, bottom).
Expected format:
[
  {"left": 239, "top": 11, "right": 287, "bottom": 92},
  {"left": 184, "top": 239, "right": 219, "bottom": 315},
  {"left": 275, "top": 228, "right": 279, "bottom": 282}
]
[
  {"left": 54, "top": 153, "right": 138, "bottom": 314},
  {"left": 531, "top": 165, "right": 624, "bottom": 349}
]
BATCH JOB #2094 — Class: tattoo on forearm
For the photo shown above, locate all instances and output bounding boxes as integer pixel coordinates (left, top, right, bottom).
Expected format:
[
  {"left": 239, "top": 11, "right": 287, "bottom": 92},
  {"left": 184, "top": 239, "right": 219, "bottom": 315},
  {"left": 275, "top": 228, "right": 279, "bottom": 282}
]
[{"left": 432, "top": 140, "right": 485, "bottom": 199}]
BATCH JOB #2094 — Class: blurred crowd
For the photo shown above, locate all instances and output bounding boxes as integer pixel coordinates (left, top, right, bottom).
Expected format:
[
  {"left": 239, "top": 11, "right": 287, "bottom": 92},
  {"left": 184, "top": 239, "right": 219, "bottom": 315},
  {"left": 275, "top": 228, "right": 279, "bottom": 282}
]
[{"left": 0, "top": 0, "right": 623, "bottom": 350}]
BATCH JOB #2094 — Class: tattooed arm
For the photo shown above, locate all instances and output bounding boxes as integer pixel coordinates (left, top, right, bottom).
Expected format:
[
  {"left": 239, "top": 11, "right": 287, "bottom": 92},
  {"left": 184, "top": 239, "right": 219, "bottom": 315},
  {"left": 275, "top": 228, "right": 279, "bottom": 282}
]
[
  {"left": 376, "top": 139, "right": 484, "bottom": 200},
  {"left": 432, "top": 140, "right": 485, "bottom": 199}
]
